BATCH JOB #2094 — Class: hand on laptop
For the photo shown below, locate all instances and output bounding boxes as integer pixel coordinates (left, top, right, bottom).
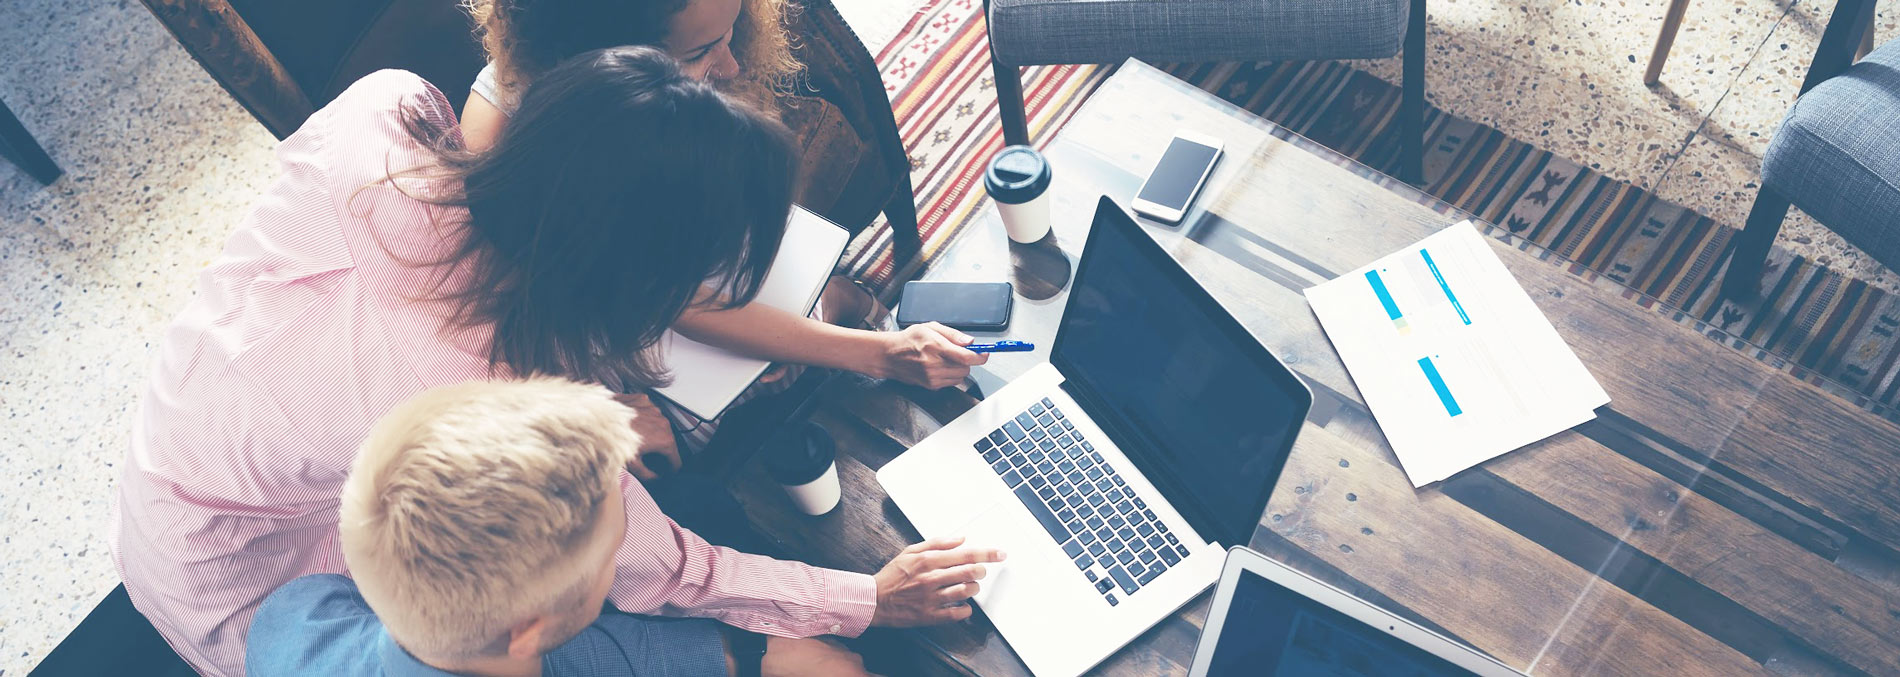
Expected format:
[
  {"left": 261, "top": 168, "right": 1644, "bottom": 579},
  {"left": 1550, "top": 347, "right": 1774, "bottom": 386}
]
[
  {"left": 875, "top": 323, "right": 988, "bottom": 389},
  {"left": 870, "top": 535, "right": 1007, "bottom": 626}
]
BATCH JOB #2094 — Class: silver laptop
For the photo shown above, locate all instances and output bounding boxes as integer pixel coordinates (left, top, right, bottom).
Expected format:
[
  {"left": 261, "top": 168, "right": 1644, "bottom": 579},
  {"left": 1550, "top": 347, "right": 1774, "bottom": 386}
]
[
  {"left": 878, "top": 197, "right": 1313, "bottom": 677},
  {"left": 1190, "top": 547, "right": 1525, "bottom": 676}
]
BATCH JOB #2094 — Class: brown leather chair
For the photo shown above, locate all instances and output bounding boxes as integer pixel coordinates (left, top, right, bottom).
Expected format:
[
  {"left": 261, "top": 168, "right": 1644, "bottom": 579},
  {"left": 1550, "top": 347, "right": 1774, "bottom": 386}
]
[{"left": 137, "top": 0, "right": 920, "bottom": 262}]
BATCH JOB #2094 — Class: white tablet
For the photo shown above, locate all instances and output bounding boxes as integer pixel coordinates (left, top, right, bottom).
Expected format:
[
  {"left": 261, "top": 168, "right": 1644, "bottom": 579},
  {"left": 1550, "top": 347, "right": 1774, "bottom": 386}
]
[{"left": 1189, "top": 547, "right": 1524, "bottom": 677}]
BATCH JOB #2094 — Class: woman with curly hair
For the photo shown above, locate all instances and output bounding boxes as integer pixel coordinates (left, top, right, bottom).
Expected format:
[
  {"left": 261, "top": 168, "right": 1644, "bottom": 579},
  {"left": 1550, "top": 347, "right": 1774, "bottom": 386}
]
[{"left": 460, "top": 0, "right": 804, "bottom": 150}]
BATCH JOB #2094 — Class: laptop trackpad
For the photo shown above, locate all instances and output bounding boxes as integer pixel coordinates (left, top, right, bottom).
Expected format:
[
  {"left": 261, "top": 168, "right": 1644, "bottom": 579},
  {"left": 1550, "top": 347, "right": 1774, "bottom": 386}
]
[{"left": 958, "top": 502, "right": 1066, "bottom": 614}]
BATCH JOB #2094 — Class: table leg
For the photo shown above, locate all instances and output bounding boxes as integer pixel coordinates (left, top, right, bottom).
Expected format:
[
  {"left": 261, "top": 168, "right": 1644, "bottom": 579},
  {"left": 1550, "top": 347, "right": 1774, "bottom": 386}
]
[
  {"left": 0, "top": 96, "right": 60, "bottom": 184},
  {"left": 1644, "top": 0, "right": 1694, "bottom": 85}
]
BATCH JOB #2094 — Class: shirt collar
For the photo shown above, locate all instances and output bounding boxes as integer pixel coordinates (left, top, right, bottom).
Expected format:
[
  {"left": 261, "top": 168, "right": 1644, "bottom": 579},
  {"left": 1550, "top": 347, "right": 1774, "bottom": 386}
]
[
  {"left": 378, "top": 632, "right": 461, "bottom": 677},
  {"left": 377, "top": 632, "right": 555, "bottom": 677}
]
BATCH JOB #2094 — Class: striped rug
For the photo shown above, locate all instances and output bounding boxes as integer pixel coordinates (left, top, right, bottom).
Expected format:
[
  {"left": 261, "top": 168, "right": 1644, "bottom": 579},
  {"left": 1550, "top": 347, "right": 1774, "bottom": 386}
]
[{"left": 840, "top": 1, "right": 1900, "bottom": 422}]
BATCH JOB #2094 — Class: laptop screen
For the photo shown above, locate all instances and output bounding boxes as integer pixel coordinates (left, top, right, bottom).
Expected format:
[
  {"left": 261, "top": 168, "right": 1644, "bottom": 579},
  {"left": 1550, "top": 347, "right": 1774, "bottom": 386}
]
[
  {"left": 1052, "top": 198, "right": 1309, "bottom": 546},
  {"left": 1204, "top": 570, "right": 1474, "bottom": 676}
]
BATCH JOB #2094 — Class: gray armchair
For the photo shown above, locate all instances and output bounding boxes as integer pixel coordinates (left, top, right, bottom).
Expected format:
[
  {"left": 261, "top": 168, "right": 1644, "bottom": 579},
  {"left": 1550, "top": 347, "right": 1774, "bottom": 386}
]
[
  {"left": 1722, "top": 0, "right": 1900, "bottom": 301},
  {"left": 984, "top": 0, "right": 1427, "bottom": 184}
]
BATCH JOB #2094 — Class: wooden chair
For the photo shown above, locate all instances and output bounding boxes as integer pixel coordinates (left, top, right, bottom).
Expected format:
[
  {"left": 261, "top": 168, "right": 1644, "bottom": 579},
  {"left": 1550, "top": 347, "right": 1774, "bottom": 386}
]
[
  {"left": 1646, "top": 0, "right": 1877, "bottom": 85},
  {"left": 136, "top": 0, "right": 921, "bottom": 262}
]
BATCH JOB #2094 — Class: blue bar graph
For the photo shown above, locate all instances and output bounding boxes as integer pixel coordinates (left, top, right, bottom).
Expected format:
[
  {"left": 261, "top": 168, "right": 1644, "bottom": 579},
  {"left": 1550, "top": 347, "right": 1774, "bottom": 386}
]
[
  {"left": 1417, "top": 357, "right": 1462, "bottom": 417},
  {"left": 1366, "top": 270, "right": 1401, "bottom": 319},
  {"left": 1419, "top": 249, "right": 1471, "bottom": 325},
  {"left": 1366, "top": 269, "right": 1410, "bottom": 334}
]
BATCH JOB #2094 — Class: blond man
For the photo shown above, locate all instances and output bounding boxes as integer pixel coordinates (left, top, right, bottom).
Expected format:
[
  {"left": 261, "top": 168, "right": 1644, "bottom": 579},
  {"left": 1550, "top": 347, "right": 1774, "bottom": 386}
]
[{"left": 246, "top": 378, "right": 875, "bottom": 676}]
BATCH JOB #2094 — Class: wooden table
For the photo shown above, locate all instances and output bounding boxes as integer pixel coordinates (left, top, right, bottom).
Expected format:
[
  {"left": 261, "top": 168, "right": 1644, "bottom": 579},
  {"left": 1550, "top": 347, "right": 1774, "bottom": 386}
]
[{"left": 730, "top": 60, "right": 1900, "bottom": 676}]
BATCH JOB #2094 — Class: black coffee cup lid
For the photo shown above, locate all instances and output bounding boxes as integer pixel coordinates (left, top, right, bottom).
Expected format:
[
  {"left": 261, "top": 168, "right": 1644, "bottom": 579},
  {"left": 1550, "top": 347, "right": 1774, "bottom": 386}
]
[
  {"left": 984, "top": 145, "right": 1052, "bottom": 205},
  {"left": 764, "top": 421, "right": 836, "bottom": 486}
]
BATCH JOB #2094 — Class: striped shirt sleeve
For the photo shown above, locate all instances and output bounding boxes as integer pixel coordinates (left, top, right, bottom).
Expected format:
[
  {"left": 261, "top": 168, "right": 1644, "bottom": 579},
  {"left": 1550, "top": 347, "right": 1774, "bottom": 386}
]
[{"left": 606, "top": 470, "right": 879, "bottom": 638}]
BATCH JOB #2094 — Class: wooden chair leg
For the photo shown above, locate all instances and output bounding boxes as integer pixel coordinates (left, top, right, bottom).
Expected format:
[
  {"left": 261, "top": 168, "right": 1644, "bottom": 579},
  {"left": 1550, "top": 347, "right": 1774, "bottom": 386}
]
[
  {"left": 0, "top": 96, "right": 60, "bottom": 184},
  {"left": 1857, "top": 0, "right": 1877, "bottom": 61},
  {"left": 984, "top": 0, "right": 1031, "bottom": 147},
  {"left": 1399, "top": 0, "right": 1427, "bottom": 186},
  {"left": 1720, "top": 185, "right": 1791, "bottom": 302},
  {"left": 1644, "top": 0, "right": 1694, "bottom": 85}
]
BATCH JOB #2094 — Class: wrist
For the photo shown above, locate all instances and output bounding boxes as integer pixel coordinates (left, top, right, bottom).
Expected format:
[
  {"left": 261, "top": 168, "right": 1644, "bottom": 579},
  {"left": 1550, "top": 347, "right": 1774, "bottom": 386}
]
[{"left": 844, "top": 328, "right": 896, "bottom": 379}]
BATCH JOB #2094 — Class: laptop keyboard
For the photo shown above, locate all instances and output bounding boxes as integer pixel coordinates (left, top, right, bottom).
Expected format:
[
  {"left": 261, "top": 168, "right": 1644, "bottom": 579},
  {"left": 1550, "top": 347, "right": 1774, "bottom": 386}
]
[{"left": 975, "top": 397, "right": 1194, "bottom": 607}]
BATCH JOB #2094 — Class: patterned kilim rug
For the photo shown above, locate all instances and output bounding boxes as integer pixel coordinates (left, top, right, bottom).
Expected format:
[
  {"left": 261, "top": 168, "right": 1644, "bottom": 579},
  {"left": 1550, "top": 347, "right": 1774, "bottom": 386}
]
[{"left": 839, "top": 0, "right": 1900, "bottom": 422}]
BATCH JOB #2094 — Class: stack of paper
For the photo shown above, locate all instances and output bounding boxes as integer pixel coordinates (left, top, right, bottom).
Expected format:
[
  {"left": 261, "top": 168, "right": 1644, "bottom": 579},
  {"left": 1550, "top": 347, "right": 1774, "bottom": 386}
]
[
  {"left": 652, "top": 206, "right": 849, "bottom": 420},
  {"left": 1305, "top": 222, "right": 1609, "bottom": 486}
]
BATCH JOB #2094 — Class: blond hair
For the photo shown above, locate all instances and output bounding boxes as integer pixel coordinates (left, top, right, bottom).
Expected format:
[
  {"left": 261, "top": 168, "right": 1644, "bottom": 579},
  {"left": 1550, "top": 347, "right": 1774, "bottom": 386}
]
[
  {"left": 463, "top": 0, "right": 803, "bottom": 114},
  {"left": 339, "top": 378, "right": 636, "bottom": 659}
]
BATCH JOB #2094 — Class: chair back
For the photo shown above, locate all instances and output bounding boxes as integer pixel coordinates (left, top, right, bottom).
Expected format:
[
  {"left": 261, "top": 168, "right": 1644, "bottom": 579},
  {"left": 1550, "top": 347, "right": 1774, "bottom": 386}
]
[
  {"left": 785, "top": 0, "right": 913, "bottom": 240},
  {"left": 140, "top": 0, "right": 484, "bottom": 140}
]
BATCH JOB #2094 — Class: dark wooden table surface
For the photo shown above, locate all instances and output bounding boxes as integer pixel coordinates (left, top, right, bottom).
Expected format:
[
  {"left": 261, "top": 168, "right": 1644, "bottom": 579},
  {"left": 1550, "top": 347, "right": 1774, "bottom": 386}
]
[{"left": 730, "top": 60, "right": 1900, "bottom": 676}]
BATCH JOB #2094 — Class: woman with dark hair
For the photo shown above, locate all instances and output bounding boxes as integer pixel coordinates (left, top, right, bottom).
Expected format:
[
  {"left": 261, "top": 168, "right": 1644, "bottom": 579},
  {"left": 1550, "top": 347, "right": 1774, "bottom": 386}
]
[
  {"left": 111, "top": 48, "right": 1001, "bottom": 677},
  {"left": 458, "top": 0, "right": 964, "bottom": 453}
]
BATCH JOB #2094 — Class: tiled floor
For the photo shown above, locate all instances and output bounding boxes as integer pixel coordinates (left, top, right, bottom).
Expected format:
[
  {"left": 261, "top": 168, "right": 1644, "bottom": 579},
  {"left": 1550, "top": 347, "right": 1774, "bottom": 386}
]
[{"left": 0, "top": 0, "right": 1893, "bottom": 673}]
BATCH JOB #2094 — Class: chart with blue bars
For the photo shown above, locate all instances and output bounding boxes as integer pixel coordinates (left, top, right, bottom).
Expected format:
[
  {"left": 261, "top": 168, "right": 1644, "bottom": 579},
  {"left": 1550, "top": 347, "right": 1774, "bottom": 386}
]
[{"left": 1363, "top": 248, "right": 1474, "bottom": 418}]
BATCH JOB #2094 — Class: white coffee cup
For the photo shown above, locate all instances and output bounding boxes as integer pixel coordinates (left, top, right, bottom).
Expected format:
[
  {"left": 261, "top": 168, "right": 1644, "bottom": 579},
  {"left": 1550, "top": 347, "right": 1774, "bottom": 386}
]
[
  {"left": 985, "top": 145, "right": 1053, "bottom": 243},
  {"left": 765, "top": 422, "right": 842, "bottom": 516},
  {"left": 780, "top": 463, "right": 841, "bottom": 516}
]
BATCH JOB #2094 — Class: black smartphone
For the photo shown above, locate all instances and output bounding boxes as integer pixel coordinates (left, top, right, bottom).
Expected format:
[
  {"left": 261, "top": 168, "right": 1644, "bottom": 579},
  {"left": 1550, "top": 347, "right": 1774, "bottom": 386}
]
[{"left": 896, "top": 281, "right": 1013, "bottom": 331}]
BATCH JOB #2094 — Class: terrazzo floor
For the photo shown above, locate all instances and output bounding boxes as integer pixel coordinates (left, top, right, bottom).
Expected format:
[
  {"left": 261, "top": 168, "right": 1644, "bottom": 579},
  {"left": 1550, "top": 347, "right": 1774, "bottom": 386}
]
[{"left": 1, "top": 0, "right": 1893, "bottom": 674}]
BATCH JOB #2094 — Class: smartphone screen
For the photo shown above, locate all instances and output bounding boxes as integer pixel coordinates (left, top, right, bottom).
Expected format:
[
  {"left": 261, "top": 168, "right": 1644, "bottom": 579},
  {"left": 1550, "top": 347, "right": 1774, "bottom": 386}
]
[
  {"left": 896, "top": 281, "right": 1013, "bottom": 331},
  {"left": 1137, "top": 137, "right": 1222, "bottom": 211}
]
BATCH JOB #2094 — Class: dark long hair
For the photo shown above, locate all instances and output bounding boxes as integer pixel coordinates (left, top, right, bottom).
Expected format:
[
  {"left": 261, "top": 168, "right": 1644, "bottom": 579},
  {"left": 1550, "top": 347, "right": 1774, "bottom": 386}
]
[{"left": 403, "top": 46, "right": 796, "bottom": 388}]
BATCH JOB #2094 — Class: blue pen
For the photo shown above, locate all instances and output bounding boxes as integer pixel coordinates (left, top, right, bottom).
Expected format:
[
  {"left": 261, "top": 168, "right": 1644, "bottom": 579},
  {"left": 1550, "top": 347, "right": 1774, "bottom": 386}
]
[{"left": 966, "top": 340, "right": 1035, "bottom": 353}]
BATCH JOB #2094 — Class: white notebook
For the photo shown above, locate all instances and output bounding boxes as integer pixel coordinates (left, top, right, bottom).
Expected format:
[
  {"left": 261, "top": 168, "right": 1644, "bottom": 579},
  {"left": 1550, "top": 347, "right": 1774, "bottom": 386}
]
[{"left": 653, "top": 206, "right": 850, "bottom": 420}]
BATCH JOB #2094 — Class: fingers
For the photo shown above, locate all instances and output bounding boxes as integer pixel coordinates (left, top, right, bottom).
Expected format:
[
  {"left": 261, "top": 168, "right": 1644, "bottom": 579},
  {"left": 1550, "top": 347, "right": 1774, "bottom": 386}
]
[
  {"left": 919, "top": 562, "right": 987, "bottom": 586},
  {"left": 902, "top": 535, "right": 965, "bottom": 555},
  {"left": 922, "top": 322, "right": 973, "bottom": 345},
  {"left": 918, "top": 324, "right": 986, "bottom": 364},
  {"left": 933, "top": 581, "right": 980, "bottom": 604},
  {"left": 947, "top": 346, "right": 988, "bottom": 366},
  {"left": 625, "top": 458, "right": 659, "bottom": 482},
  {"left": 935, "top": 603, "right": 974, "bottom": 622},
  {"left": 920, "top": 546, "right": 1008, "bottom": 570},
  {"left": 654, "top": 446, "right": 683, "bottom": 471}
]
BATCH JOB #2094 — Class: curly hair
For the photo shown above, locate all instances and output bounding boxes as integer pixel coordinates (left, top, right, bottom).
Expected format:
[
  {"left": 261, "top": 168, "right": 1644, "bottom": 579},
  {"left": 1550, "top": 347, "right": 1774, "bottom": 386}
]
[{"left": 463, "top": 0, "right": 802, "bottom": 112}]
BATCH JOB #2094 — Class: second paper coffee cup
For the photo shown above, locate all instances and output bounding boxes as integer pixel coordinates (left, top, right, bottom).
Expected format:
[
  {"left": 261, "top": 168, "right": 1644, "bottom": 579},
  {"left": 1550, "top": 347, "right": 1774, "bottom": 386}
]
[
  {"left": 764, "top": 422, "right": 842, "bottom": 516},
  {"left": 984, "top": 145, "right": 1053, "bottom": 243}
]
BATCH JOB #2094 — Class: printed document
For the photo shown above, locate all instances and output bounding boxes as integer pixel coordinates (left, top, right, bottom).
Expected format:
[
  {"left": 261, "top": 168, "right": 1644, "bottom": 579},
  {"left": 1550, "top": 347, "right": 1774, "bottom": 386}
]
[
  {"left": 1305, "top": 222, "right": 1609, "bottom": 486},
  {"left": 653, "top": 206, "right": 849, "bottom": 420}
]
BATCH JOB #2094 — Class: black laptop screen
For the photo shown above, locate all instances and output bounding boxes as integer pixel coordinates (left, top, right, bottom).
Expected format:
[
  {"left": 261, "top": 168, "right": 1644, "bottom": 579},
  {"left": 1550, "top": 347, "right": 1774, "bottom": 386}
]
[
  {"left": 1205, "top": 570, "right": 1475, "bottom": 676},
  {"left": 1052, "top": 199, "right": 1308, "bottom": 546}
]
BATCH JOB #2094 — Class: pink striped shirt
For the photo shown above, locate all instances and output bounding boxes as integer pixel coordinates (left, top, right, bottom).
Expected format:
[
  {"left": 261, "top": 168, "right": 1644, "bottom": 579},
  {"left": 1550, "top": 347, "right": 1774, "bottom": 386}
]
[{"left": 108, "top": 70, "right": 876, "bottom": 677}]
